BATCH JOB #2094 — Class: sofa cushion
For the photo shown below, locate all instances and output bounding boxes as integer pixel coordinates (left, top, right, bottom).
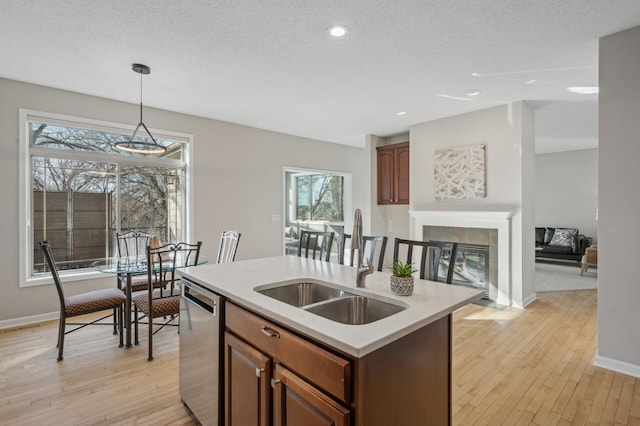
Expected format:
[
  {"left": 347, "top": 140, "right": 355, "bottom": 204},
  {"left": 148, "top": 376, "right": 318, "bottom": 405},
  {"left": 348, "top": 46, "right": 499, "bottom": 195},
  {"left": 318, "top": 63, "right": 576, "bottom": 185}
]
[
  {"left": 544, "top": 227, "right": 555, "bottom": 244},
  {"left": 540, "top": 245, "right": 574, "bottom": 254},
  {"left": 549, "top": 228, "right": 578, "bottom": 250},
  {"left": 535, "top": 227, "right": 546, "bottom": 245}
]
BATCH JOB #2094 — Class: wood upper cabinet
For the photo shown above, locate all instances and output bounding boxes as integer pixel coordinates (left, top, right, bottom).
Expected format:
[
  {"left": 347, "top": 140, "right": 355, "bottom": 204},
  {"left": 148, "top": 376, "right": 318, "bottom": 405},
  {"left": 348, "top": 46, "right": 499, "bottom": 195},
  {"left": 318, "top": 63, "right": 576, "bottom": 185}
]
[{"left": 377, "top": 142, "right": 409, "bottom": 205}]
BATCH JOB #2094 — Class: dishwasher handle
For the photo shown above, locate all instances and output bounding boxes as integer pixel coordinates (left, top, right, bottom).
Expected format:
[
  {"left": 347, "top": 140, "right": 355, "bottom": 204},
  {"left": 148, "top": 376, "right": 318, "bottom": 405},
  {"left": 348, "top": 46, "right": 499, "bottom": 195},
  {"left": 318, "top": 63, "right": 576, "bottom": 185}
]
[{"left": 182, "top": 280, "right": 219, "bottom": 316}]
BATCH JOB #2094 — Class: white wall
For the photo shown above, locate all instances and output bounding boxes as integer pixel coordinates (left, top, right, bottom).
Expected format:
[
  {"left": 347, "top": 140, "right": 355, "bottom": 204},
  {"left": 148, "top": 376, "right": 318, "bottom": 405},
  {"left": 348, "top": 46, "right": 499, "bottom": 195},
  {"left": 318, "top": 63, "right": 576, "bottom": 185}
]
[
  {"left": 535, "top": 149, "right": 598, "bottom": 243},
  {"left": 596, "top": 25, "right": 640, "bottom": 377},
  {"left": 408, "top": 102, "right": 536, "bottom": 307},
  {"left": 0, "top": 78, "right": 368, "bottom": 324}
]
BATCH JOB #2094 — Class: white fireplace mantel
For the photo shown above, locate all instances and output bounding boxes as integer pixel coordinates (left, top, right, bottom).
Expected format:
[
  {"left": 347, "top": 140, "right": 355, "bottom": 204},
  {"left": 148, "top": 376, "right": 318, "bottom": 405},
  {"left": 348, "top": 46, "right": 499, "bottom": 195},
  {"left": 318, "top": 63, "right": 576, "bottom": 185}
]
[{"left": 409, "top": 210, "right": 513, "bottom": 306}]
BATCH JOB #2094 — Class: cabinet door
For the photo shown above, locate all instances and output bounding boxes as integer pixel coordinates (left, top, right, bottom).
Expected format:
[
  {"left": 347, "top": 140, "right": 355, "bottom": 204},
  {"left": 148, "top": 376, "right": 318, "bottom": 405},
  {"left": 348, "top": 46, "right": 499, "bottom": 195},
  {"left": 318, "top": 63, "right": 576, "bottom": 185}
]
[
  {"left": 377, "top": 146, "right": 395, "bottom": 204},
  {"left": 225, "top": 332, "right": 271, "bottom": 426},
  {"left": 272, "top": 364, "right": 350, "bottom": 426},
  {"left": 395, "top": 143, "right": 410, "bottom": 204}
]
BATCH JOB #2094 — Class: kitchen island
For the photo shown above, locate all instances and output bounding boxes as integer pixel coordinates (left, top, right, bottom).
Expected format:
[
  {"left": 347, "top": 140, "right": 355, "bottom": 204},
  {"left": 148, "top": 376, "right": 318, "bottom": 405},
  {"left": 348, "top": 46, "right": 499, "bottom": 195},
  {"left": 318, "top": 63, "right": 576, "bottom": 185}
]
[{"left": 179, "top": 255, "right": 484, "bottom": 425}]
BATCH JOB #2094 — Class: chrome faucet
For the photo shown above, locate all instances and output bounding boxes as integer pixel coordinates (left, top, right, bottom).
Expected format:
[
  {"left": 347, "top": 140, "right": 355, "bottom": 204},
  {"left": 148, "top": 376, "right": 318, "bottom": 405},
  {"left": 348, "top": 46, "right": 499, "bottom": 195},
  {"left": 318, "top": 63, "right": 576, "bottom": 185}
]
[{"left": 352, "top": 209, "right": 373, "bottom": 287}]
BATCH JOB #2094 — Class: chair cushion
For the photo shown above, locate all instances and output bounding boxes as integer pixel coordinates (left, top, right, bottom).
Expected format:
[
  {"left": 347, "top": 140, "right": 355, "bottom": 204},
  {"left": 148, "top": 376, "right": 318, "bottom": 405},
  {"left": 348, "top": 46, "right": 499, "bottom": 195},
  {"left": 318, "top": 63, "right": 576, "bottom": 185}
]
[
  {"left": 118, "top": 274, "right": 165, "bottom": 293},
  {"left": 132, "top": 289, "right": 180, "bottom": 318},
  {"left": 65, "top": 288, "right": 126, "bottom": 316}
]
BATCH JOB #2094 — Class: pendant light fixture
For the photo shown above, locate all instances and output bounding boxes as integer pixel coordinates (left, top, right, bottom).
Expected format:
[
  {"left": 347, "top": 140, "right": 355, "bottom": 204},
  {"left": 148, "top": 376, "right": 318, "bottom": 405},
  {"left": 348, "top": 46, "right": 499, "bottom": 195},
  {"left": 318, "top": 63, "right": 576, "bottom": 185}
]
[{"left": 115, "top": 63, "right": 167, "bottom": 154}]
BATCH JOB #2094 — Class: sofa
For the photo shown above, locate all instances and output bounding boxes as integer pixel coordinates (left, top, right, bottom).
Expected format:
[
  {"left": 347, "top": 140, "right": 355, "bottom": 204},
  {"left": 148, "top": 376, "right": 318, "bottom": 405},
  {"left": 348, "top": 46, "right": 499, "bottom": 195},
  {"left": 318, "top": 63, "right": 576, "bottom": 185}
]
[{"left": 535, "top": 227, "right": 592, "bottom": 262}]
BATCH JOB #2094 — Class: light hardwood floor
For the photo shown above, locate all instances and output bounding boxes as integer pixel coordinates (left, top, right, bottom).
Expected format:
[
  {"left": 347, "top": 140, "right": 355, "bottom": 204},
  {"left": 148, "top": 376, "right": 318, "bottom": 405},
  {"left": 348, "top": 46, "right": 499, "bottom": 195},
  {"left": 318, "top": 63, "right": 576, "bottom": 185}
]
[{"left": 1, "top": 290, "right": 638, "bottom": 425}]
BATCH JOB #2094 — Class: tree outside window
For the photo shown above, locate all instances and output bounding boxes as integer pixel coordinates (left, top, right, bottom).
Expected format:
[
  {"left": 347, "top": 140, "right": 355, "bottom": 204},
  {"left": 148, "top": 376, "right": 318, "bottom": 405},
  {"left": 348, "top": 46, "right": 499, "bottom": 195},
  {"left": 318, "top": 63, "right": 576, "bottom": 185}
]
[{"left": 295, "top": 173, "right": 344, "bottom": 222}]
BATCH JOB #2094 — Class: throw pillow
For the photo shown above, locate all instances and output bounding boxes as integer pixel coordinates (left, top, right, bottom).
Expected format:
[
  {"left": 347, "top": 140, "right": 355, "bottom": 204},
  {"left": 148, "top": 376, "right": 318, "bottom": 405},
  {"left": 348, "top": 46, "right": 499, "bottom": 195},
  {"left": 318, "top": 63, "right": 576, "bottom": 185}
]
[
  {"left": 535, "top": 227, "right": 546, "bottom": 245},
  {"left": 549, "top": 228, "right": 578, "bottom": 251},
  {"left": 544, "top": 227, "right": 555, "bottom": 244}
]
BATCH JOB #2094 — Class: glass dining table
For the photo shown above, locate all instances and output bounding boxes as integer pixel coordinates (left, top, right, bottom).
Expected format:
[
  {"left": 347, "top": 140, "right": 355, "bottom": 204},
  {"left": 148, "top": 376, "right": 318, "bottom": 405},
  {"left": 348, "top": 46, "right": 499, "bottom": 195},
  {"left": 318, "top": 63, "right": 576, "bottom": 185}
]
[{"left": 93, "top": 254, "right": 210, "bottom": 347}]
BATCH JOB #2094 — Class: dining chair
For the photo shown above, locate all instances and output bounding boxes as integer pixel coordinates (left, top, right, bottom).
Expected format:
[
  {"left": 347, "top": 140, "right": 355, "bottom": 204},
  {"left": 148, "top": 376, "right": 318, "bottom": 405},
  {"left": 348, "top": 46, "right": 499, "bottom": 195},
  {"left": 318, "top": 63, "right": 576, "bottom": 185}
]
[
  {"left": 115, "top": 231, "right": 161, "bottom": 293},
  {"left": 39, "top": 241, "right": 126, "bottom": 361},
  {"left": 392, "top": 238, "right": 445, "bottom": 281},
  {"left": 217, "top": 230, "right": 241, "bottom": 263},
  {"left": 132, "top": 241, "right": 202, "bottom": 361},
  {"left": 297, "top": 230, "right": 335, "bottom": 262},
  {"left": 339, "top": 234, "right": 388, "bottom": 271},
  {"left": 429, "top": 240, "right": 459, "bottom": 284}
]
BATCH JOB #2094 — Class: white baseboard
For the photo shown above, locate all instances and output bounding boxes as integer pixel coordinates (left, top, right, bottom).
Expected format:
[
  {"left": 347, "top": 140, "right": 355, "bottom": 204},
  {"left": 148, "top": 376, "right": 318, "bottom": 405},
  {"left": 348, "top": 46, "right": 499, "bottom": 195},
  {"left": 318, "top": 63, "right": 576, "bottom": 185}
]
[
  {"left": 594, "top": 355, "right": 640, "bottom": 379},
  {"left": 511, "top": 292, "right": 537, "bottom": 309},
  {"left": 0, "top": 311, "right": 58, "bottom": 331}
]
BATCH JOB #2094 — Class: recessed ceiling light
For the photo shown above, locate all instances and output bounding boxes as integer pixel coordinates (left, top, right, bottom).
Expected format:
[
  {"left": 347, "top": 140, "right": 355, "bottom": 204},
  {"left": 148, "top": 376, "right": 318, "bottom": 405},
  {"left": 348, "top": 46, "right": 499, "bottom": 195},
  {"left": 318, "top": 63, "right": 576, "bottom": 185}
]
[
  {"left": 327, "top": 25, "right": 349, "bottom": 38},
  {"left": 567, "top": 86, "right": 599, "bottom": 95},
  {"left": 438, "top": 94, "right": 472, "bottom": 101},
  {"left": 525, "top": 79, "right": 537, "bottom": 85},
  {"left": 464, "top": 90, "right": 481, "bottom": 96},
  {"left": 397, "top": 111, "right": 407, "bottom": 116},
  {"left": 471, "top": 72, "right": 482, "bottom": 77}
]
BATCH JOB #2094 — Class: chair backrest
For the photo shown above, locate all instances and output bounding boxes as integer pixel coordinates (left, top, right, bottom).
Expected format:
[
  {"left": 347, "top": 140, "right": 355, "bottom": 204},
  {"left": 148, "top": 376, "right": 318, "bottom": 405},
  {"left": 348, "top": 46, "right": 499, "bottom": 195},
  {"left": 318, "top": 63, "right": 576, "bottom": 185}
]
[
  {"left": 147, "top": 241, "right": 202, "bottom": 293},
  {"left": 297, "top": 230, "right": 335, "bottom": 262},
  {"left": 116, "top": 230, "right": 152, "bottom": 257},
  {"left": 428, "top": 240, "right": 458, "bottom": 284},
  {"left": 39, "top": 241, "right": 66, "bottom": 309},
  {"left": 392, "top": 238, "right": 444, "bottom": 281},
  {"left": 339, "top": 234, "right": 388, "bottom": 272},
  {"left": 217, "top": 231, "right": 241, "bottom": 263}
]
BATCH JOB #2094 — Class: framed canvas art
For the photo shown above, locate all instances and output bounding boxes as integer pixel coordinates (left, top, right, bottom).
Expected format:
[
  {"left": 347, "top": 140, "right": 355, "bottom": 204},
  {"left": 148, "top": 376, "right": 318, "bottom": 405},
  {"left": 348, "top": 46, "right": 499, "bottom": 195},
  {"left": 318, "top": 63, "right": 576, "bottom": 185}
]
[{"left": 434, "top": 144, "right": 486, "bottom": 199}]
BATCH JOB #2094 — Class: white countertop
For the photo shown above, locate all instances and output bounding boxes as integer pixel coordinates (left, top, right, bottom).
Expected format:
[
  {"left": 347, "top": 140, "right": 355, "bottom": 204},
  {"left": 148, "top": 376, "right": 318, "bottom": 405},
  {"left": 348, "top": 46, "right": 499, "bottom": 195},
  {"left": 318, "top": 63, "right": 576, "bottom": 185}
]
[{"left": 179, "top": 255, "right": 484, "bottom": 357}]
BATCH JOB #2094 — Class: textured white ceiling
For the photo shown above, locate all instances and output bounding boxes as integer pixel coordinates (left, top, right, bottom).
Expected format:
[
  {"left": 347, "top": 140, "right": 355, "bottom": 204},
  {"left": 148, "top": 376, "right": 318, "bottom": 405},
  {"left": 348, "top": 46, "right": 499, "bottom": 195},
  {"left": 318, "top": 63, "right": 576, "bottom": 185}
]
[{"left": 1, "top": 1, "right": 639, "bottom": 149}]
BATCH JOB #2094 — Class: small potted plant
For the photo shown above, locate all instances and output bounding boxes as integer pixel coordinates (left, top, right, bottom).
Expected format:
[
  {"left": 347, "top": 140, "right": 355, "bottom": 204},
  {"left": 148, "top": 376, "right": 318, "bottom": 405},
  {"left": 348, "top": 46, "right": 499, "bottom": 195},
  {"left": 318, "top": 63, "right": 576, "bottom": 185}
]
[{"left": 390, "top": 261, "right": 417, "bottom": 296}]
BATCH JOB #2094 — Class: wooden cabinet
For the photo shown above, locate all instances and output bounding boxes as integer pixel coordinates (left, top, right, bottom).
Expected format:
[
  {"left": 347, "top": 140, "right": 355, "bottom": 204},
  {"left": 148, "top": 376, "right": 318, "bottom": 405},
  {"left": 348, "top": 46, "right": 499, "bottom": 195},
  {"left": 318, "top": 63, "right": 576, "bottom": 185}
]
[
  {"left": 377, "top": 142, "right": 409, "bottom": 205},
  {"left": 225, "top": 302, "right": 352, "bottom": 425},
  {"left": 272, "top": 363, "right": 350, "bottom": 426},
  {"left": 224, "top": 332, "right": 271, "bottom": 426},
  {"left": 224, "top": 301, "right": 452, "bottom": 426}
]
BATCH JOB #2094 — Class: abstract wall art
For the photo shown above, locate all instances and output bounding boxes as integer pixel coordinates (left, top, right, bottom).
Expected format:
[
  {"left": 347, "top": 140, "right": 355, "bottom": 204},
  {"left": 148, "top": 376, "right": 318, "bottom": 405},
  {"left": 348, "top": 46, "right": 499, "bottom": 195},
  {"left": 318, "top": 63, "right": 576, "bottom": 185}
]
[{"left": 434, "top": 144, "right": 486, "bottom": 199}]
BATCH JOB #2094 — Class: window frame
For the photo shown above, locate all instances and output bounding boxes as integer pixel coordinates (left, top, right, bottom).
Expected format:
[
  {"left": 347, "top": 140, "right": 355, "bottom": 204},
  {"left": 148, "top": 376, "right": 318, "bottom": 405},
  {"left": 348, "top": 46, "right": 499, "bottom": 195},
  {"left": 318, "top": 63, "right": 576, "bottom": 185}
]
[
  {"left": 19, "top": 109, "right": 194, "bottom": 287},
  {"left": 282, "top": 166, "right": 352, "bottom": 256},
  {"left": 292, "top": 172, "right": 345, "bottom": 223}
]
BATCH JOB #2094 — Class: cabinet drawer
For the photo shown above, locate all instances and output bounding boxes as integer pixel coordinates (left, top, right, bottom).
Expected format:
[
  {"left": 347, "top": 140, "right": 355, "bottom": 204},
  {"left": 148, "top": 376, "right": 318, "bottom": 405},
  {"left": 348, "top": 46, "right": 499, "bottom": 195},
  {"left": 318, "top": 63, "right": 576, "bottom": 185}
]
[{"left": 226, "top": 302, "right": 351, "bottom": 402}]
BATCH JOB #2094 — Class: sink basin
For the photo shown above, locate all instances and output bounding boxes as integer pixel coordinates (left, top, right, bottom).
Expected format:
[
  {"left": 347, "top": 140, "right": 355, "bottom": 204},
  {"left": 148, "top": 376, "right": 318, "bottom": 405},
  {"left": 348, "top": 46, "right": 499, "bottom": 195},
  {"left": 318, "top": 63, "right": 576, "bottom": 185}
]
[
  {"left": 257, "top": 282, "right": 354, "bottom": 307},
  {"left": 304, "top": 295, "right": 406, "bottom": 325}
]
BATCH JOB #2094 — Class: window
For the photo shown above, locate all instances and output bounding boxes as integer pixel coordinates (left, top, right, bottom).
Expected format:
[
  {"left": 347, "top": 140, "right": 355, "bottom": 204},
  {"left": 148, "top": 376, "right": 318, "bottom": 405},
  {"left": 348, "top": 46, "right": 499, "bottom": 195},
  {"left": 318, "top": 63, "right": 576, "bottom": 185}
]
[
  {"left": 283, "top": 168, "right": 351, "bottom": 258},
  {"left": 294, "top": 173, "right": 344, "bottom": 222},
  {"left": 20, "top": 110, "right": 192, "bottom": 286}
]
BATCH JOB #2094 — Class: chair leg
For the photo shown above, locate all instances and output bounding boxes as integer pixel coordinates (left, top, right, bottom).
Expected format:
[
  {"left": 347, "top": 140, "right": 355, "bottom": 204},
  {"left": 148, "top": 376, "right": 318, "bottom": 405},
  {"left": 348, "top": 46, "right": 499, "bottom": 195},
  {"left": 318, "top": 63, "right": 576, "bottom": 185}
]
[
  {"left": 57, "top": 312, "right": 66, "bottom": 361},
  {"left": 113, "top": 307, "right": 118, "bottom": 335},
  {"left": 134, "top": 306, "right": 140, "bottom": 346},
  {"left": 580, "top": 263, "right": 587, "bottom": 275},
  {"left": 148, "top": 314, "right": 153, "bottom": 361},
  {"left": 118, "top": 306, "right": 124, "bottom": 348}
]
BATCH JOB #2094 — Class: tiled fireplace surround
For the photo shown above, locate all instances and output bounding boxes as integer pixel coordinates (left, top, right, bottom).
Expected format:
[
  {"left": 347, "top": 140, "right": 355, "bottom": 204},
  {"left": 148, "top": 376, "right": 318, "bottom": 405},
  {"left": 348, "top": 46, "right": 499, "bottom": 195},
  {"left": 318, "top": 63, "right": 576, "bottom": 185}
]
[{"left": 409, "top": 211, "right": 513, "bottom": 306}]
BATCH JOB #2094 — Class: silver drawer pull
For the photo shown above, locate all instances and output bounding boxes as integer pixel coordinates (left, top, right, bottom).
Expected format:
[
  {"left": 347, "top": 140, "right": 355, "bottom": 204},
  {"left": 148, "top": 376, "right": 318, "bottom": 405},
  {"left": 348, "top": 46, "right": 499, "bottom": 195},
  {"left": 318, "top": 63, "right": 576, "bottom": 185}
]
[
  {"left": 261, "top": 325, "right": 280, "bottom": 338},
  {"left": 271, "top": 378, "right": 281, "bottom": 388}
]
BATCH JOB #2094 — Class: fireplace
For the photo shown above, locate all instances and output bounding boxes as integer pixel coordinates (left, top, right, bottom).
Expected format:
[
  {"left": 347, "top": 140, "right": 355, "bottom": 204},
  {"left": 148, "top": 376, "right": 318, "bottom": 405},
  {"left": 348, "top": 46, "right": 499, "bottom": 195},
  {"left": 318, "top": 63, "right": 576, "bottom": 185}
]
[
  {"left": 409, "top": 210, "right": 512, "bottom": 306},
  {"left": 438, "top": 243, "right": 491, "bottom": 297},
  {"left": 426, "top": 225, "right": 497, "bottom": 300}
]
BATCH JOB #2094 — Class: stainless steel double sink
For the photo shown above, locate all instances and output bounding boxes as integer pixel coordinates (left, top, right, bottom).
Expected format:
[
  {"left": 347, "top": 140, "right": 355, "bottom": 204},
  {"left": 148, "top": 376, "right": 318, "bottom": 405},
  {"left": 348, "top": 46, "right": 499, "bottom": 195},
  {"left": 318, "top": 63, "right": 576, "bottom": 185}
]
[{"left": 256, "top": 281, "right": 407, "bottom": 325}]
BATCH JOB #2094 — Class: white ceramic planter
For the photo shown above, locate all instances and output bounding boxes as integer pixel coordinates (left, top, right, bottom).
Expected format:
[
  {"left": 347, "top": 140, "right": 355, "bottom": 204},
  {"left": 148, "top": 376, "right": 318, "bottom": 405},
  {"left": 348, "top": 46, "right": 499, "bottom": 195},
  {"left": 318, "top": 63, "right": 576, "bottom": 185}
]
[{"left": 390, "top": 275, "right": 414, "bottom": 296}]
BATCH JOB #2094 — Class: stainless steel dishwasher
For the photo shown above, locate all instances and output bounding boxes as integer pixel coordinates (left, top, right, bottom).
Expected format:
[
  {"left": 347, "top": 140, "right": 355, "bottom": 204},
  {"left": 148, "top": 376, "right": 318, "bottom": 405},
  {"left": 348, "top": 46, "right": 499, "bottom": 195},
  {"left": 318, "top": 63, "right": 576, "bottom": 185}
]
[{"left": 179, "top": 278, "right": 224, "bottom": 426}]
